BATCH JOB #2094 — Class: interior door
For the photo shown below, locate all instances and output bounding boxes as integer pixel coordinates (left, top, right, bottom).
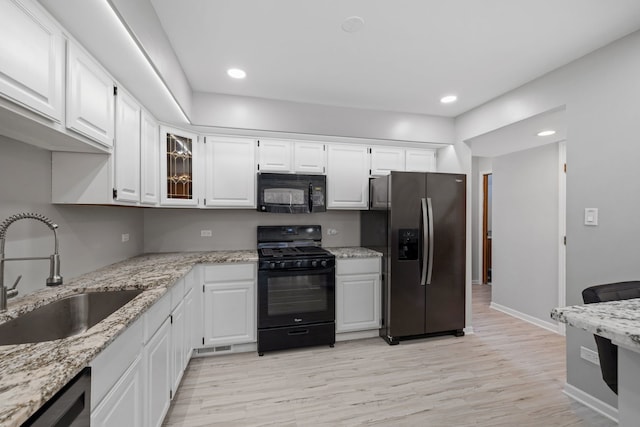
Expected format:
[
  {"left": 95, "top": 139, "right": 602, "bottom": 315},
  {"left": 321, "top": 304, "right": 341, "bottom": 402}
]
[{"left": 424, "top": 173, "right": 466, "bottom": 334}]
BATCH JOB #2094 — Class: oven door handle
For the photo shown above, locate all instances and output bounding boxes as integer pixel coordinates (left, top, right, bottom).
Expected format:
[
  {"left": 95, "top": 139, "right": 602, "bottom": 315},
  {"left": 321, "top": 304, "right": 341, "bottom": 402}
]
[{"left": 308, "top": 183, "right": 313, "bottom": 212}]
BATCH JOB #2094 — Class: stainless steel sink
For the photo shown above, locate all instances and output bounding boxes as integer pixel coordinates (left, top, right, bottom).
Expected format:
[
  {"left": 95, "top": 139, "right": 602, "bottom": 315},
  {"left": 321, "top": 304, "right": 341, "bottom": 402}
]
[{"left": 0, "top": 289, "right": 144, "bottom": 345}]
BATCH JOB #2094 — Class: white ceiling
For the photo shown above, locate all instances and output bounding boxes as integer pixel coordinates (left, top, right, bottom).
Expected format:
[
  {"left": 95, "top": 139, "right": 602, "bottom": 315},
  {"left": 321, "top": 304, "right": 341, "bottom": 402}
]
[
  {"left": 468, "top": 108, "right": 566, "bottom": 158},
  {"left": 150, "top": 0, "right": 640, "bottom": 117}
]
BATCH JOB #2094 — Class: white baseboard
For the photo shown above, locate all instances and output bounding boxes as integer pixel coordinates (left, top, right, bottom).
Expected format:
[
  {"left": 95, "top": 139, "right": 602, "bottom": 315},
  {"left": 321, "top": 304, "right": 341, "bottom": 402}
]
[
  {"left": 490, "top": 302, "right": 561, "bottom": 334},
  {"left": 463, "top": 326, "right": 474, "bottom": 335},
  {"left": 563, "top": 382, "right": 618, "bottom": 423},
  {"left": 472, "top": 279, "right": 481, "bottom": 285}
]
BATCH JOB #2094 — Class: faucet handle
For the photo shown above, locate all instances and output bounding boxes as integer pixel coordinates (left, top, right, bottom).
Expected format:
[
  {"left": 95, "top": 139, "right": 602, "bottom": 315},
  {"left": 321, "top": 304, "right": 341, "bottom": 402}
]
[
  {"left": 9, "top": 275, "right": 21, "bottom": 290},
  {"left": 7, "top": 275, "right": 21, "bottom": 299}
]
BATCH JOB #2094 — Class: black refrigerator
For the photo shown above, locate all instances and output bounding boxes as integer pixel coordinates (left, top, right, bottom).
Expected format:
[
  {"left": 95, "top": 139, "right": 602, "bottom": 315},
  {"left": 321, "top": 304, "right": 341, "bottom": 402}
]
[{"left": 361, "top": 171, "right": 466, "bottom": 345}]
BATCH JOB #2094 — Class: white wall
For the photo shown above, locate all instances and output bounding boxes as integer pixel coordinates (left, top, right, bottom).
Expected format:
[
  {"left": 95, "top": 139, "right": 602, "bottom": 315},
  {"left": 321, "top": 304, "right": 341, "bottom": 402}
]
[
  {"left": 491, "top": 143, "right": 559, "bottom": 328},
  {"left": 457, "top": 28, "right": 640, "bottom": 409},
  {"left": 0, "top": 137, "right": 144, "bottom": 297},
  {"left": 144, "top": 209, "right": 360, "bottom": 253}
]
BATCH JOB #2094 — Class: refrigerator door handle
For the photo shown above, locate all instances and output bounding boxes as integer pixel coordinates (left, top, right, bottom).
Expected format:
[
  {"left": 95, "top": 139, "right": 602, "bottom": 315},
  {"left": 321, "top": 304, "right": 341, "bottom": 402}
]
[
  {"left": 420, "top": 198, "right": 428, "bottom": 286},
  {"left": 426, "top": 197, "right": 434, "bottom": 285}
]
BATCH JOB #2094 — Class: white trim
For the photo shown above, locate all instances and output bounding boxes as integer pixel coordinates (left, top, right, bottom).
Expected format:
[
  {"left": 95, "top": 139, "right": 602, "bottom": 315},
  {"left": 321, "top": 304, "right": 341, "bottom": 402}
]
[
  {"left": 558, "top": 140, "right": 567, "bottom": 336},
  {"left": 563, "top": 382, "right": 618, "bottom": 423},
  {"left": 490, "top": 302, "right": 561, "bottom": 334},
  {"left": 463, "top": 326, "right": 474, "bottom": 335},
  {"left": 472, "top": 279, "right": 482, "bottom": 285}
]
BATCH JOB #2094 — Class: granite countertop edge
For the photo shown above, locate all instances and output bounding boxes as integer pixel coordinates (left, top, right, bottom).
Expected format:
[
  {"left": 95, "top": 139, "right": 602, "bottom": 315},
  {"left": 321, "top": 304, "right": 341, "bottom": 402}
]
[
  {"left": 0, "top": 247, "right": 380, "bottom": 426},
  {"left": 551, "top": 299, "right": 640, "bottom": 352}
]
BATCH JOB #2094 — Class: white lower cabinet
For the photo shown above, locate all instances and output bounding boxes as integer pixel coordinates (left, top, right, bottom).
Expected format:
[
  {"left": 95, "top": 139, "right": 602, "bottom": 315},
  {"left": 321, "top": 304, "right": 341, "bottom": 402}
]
[
  {"left": 91, "top": 354, "right": 144, "bottom": 427},
  {"left": 202, "top": 264, "right": 256, "bottom": 347},
  {"left": 336, "top": 258, "right": 382, "bottom": 333},
  {"left": 145, "top": 318, "right": 171, "bottom": 427}
]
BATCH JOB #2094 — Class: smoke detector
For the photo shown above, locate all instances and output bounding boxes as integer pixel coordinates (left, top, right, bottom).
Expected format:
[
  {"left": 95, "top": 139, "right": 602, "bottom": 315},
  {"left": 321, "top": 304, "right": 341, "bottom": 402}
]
[{"left": 342, "top": 16, "right": 365, "bottom": 33}]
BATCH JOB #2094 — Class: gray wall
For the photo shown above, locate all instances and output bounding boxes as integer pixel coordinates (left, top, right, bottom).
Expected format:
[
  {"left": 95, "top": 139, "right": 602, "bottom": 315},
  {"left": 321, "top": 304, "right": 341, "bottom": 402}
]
[
  {"left": 144, "top": 209, "right": 360, "bottom": 253},
  {"left": 0, "top": 137, "right": 144, "bottom": 297},
  {"left": 457, "top": 29, "right": 640, "bottom": 408},
  {"left": 491, "top": 143, "right": 559, "bottom": 326}
]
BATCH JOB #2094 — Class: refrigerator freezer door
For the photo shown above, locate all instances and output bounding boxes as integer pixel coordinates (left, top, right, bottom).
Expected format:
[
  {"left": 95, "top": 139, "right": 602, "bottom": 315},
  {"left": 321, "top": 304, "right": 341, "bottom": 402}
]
[
  {"left": 388, "top": 172, "right": 426, "bottom": 337},
  {"left": 424, "top": 173, "right": 466, "bottom": 334}
]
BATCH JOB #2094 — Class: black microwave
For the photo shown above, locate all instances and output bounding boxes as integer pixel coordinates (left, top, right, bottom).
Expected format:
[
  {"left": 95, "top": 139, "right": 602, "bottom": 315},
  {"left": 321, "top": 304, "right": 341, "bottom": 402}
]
[{"left": 257, "top": 173, "right": 327, "bottom": 213}]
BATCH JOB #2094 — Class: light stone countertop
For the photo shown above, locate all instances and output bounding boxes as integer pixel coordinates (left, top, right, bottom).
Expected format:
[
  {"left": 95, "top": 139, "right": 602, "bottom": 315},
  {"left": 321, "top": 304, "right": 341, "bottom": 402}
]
[
  {"left": 0, "top": 246, "right": 378, "bottom": 426},
  {"left": 551, "top": 299, "right": 640, "bottom": 352}
]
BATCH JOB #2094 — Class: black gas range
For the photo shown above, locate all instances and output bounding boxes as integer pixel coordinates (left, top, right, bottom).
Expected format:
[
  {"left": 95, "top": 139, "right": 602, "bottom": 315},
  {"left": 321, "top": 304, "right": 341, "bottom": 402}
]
[{"left": 257, "top": 225, "right": 336, "bottom": 356}]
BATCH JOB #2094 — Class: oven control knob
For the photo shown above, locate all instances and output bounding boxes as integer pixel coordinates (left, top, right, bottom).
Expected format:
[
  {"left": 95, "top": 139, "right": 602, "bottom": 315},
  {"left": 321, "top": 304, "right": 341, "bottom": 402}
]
[
  {"left": 320, "top": 260, "right": 327, "bottom": 267},
  {"left": 269, "top": 262, "right": 276, "bottom": 269},
  {"left": 295, "top": 260, "right": 302, "bottom": 268},
  {"left": 311, "top": 260, "right": 318, "bottom": 267}
]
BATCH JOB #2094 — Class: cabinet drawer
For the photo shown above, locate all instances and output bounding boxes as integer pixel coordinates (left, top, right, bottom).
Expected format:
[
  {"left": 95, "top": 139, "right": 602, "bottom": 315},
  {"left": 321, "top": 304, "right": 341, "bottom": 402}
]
[
  {"left": 170, "top": 278, "right": 185, "bottom": 311},
  {"left": 336, "top": 258, "right": 381, "bottom": 275},
  {"left": 203, "top": 263, "right": 255, "bottom": 282},
  {"left": 144, "top": 292, "right": 170, "bottom": 344}
]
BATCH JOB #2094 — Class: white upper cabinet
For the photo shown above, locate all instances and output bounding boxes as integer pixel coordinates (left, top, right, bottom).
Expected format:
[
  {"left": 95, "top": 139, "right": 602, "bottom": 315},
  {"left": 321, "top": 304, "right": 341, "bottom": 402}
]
[
  {"left": 258, "top": 139, "right": 292, "bottom": 173},
  {"left": 66, "top": 41, "right": 115, "bottom": 148},
  {"left": 327, "top": 144, "right": 369, "bottom": 209},
  {"left": 405, "top": 148, "right": 436, "bottom": 172},
  {"left": 0, "top": 0, "right": 64, "bottom": 122},
  {"left": 113, "top": 88, "right": 141, "bottom": 203},
  {"left": 294, "top": 142, "right": 326, "bottom": 174},
  {"left": 160, "top": 126, "right": 200, "bottom": 206},
  {"left": 370, "top": 146, "right": 405, "bottom": 176},
  {"left": 204, "top": 136, "right": 256, "bottom": 208},
  {"left": 140, "top": 110, "right": 159, "bottom": 205}
]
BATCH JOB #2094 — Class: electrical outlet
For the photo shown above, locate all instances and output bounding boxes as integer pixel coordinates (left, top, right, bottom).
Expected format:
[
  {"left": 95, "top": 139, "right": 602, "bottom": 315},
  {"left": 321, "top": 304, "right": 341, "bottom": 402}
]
[
  {"left": 580, "top": 346, "right": 600, "bottom": 366},
  {"left": 121, "top": 233, "right": 129, "bottom": 242},
  {"left": 327, "top": 228, "right": 338, "bottom": 235},
  {"left": 200, "top": 230, "right": 212, "bottom": 237}
]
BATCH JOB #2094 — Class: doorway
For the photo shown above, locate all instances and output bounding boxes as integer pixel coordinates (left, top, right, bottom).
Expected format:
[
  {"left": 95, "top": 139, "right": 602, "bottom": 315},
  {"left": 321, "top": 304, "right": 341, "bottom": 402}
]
[{"left": 482, "top": 173, "right": 492, "bottom": 284}]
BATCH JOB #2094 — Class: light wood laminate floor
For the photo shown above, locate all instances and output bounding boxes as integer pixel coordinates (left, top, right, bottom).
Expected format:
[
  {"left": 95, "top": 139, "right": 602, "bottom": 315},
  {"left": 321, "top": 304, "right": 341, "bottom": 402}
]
[{"left": 164, "top": 285, "right": 615, "bottom": 426}]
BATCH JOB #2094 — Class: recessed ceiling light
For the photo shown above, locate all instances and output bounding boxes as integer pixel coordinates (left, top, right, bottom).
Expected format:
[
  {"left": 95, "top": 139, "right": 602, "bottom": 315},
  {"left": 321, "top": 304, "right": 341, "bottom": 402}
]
[
  {"left": 440, "top": 95, "right": 458, "bottom": 104},
  {"left": 537, "top": 130, "right": 556, "bottom": 137},
  {"left": 342, "top": 16, "right": 365, "bottom": 33},
  {"left": 227, "top": 68, "right": 246, "bottom": 79}
]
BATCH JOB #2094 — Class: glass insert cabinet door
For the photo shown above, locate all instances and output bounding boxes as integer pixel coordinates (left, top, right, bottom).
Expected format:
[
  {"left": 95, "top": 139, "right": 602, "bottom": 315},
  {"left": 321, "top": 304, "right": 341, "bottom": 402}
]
[{"left": 160, "top": 125, "right": 200, "bottom": 206}]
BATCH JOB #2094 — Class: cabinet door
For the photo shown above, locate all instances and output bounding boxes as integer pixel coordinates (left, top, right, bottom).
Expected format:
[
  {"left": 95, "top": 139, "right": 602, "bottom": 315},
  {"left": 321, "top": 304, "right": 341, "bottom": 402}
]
[
  {"left": 203, "top": 281, "right": 255, "bottom": 346},
  {"left": 66, "top": 42, "right": 115, "bottom": 148},
  {"left": 370, "top": 146, "right": 405, "bottom": 176},
  {"left": 204, "top": 136, "right": 256, "bottom": 208},
  {"left": 0, "top": 0, "right": 63, "bottom": 122},
  {"left": 405, "top": 148, "right": 436, "bottom": 172},
  {"left": 327, "top": 144, "right": 369, "bottom": 209},
  {"left": 160, "top": 126, "right": 199, "bottom": 206},
  {"left": 294, "top": 142, "right": 326, "bottom": 174},
  {"left": 258, "top": 139, "right": 292, "bottom": 172},
  {"left": 145, "top": 318, "right": 171, "bottom": 427},
  {"left": 140, "top": 110, "right": 159, "bottom": 205},
  {"left": 114, "top": 89, "right": 141, "bottom": 203},
  {"left": 336, "top": 273, "right": 381, "bottom": 332},
  {"left": 91, "top": 354, "right": 143, "bottom": 427},
  {"left": 170, "top": 299, "right": 185, "bottom": 396}
]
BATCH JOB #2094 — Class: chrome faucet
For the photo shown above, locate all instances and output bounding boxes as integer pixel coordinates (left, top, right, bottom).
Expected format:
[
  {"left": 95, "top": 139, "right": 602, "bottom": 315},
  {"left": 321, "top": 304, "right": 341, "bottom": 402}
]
[{"left": 0, "top": 213, "right": 63, "bottom": 312}]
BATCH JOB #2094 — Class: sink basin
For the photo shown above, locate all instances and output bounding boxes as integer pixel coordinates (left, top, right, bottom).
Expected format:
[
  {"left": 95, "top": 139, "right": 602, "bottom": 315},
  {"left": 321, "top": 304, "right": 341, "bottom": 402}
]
[{"left": 0, "top": 289, "right": 144, "bottom": 345}]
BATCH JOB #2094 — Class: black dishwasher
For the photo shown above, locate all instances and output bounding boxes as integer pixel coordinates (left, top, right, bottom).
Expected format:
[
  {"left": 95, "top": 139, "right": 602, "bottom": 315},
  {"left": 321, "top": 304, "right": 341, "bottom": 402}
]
[{"left": 23, "top": 367, "right": 91, "bottom": 427}]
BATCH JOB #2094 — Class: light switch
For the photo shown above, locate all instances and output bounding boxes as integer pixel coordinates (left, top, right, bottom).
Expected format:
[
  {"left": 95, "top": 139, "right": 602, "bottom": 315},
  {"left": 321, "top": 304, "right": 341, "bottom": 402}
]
[{"left": 584, "top": 208, "right": 598, "bottom": 226}]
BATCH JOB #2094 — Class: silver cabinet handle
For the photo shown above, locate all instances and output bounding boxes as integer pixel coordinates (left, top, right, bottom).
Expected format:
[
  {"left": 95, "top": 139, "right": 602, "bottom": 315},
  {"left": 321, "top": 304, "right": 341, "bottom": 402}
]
[
  {"left": 426, "top": 197, "right": 434, "bottom": 285},
  {"left": 421, "top": 198, "right": 428, "bottom": 286}
]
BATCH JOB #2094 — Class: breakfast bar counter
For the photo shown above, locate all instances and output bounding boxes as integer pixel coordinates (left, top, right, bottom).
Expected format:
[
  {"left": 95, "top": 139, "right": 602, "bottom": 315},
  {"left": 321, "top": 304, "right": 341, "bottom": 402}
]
[{"left": 552, "top": 299, "right": 640, "bottom": 426}]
